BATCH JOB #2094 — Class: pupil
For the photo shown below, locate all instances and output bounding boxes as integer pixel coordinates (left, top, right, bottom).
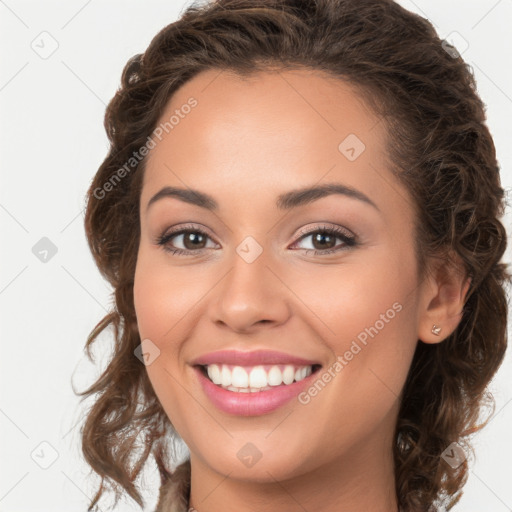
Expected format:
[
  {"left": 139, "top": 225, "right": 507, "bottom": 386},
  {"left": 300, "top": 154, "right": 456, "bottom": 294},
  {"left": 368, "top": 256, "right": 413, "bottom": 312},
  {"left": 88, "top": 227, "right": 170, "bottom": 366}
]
[
  {"left": 185, "top": 232, "right": 205, "bottom": 249},
  {"left": 314, "top": 232, "right": 334, "bottom": 249}
]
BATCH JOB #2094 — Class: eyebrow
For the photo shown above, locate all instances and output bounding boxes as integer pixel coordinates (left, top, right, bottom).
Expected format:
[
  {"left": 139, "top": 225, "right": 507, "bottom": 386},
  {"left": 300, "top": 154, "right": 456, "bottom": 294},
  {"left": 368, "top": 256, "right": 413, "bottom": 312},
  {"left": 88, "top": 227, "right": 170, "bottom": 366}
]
[{"left": 146, "top": 182, "right": 380, "bottom": 213}]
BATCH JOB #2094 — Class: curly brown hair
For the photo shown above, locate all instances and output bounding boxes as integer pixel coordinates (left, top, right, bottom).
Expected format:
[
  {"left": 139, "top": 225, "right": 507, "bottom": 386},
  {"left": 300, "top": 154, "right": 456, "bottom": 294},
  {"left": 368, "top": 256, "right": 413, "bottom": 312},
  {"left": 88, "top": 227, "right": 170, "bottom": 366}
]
[{"left": 78, "top": 0, "right": 510, "bottom": 511}]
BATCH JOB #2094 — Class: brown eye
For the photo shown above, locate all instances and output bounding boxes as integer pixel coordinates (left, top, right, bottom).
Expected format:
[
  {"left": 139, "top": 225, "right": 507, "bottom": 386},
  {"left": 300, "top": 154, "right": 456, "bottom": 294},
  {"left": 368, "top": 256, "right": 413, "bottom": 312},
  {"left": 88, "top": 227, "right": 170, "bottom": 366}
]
[
  {"left": 309, "top": 231, "right": 337, "bottom": 250},
  {"left": 181, "top": 231, "right": 208, "bottom": 250},
  {"left": 156, "top": 225, "right": 217, "bottom": 255},
  {"left": 292, "top": 225, "right": 357, "bottom": 255}
]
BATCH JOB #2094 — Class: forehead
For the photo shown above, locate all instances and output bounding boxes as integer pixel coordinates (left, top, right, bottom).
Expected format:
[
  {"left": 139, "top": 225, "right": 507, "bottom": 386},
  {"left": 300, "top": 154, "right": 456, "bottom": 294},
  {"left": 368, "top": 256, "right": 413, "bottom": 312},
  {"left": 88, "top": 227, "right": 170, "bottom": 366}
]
[
  {"left": 148, "top": 67, "right": 385, "bottom": 161},
  {"left": 140, "top": 67, "right": 405, "bottom": 218}
]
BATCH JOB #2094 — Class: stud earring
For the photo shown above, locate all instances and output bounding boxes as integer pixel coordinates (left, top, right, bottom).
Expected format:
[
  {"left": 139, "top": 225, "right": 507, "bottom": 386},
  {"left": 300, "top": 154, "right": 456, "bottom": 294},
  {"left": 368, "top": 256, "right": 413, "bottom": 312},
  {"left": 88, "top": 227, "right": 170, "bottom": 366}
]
[{"left": 431, "top": 324, "right": 442, "bottom": 336}]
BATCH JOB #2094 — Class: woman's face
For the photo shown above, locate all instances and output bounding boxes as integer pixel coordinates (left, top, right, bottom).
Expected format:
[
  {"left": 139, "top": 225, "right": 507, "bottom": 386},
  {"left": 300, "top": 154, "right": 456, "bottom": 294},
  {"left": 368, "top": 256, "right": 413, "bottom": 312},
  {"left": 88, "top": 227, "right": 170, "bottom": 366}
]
[{"left": 134, "top": 68, "right": 431, "bottom": 492}]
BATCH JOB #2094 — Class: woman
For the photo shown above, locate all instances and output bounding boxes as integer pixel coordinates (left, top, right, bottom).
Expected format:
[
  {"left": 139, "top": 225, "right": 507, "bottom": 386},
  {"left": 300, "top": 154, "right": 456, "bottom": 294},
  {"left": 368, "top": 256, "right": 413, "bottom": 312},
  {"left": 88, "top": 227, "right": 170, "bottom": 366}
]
[{"left": 79, "top": 0, "right": 510, "bottom": 511}]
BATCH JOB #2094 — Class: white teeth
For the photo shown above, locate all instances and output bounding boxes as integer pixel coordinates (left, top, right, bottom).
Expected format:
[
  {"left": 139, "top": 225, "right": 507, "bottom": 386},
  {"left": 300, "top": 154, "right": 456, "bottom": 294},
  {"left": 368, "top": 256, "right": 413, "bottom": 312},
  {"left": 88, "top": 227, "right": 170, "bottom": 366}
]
[
  {"left": 231, "top": 366, "right": 249, "bottom": 387},
  {"left": 268, "top": 366, "right": 282, "bottom": 386},
  {"left": 204, "top": 363, "right": 315, "bottom": 391},
  {"left": 282, "top": 365, "right": 295, "bottom": 385},
  {"left": 221, "top": 365, "right": 231, "bottom": 387},
  {"left": 207, "top": 364, "right": 222, "bottom": 385},
  {"left": 248, "top": 366, "right": 267, "bottom": 388}
]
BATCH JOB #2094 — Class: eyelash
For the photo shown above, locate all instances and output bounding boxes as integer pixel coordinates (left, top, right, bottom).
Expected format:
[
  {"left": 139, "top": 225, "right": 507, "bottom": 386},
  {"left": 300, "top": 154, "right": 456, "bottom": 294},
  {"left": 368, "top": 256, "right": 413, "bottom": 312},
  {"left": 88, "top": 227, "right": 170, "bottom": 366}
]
[{"left": 155, "top": 223, "right": 358, "bottom": 257}]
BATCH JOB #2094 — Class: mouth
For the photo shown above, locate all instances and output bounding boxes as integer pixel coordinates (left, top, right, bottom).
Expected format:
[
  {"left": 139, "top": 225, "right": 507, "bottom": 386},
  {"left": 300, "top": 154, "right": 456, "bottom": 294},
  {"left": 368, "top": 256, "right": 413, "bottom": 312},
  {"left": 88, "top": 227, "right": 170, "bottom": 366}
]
[
  {"left": 195, "top": 363, "right": 323, "bottom": 393},
  {"left": 193, "top": 361, "right": 323, "bottom": 416},
  {"left": 190, "top": 349, "right": 324, "bottom": 415}
]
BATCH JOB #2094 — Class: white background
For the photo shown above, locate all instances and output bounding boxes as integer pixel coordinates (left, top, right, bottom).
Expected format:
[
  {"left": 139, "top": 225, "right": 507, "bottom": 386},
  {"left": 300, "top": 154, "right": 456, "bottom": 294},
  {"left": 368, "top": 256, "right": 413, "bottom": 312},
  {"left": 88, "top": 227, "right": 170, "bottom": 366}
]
[{"left": 1, "top": 0, "right": 511, "bottom": 510}]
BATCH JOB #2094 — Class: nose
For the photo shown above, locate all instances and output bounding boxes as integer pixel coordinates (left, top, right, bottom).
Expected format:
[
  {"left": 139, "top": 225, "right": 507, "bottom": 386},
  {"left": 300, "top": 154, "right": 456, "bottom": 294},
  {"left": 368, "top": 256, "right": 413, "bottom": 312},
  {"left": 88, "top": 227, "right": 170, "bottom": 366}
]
[{"left": 208, "top": 249, "right": 291, "bottom": 334}]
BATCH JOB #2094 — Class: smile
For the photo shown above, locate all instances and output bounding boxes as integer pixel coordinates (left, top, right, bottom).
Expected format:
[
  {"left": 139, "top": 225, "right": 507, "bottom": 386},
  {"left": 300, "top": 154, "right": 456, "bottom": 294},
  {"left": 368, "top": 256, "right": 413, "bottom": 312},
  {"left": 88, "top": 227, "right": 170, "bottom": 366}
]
[{"left": 201, "top": 363, "right": 317, "bottom": 392}]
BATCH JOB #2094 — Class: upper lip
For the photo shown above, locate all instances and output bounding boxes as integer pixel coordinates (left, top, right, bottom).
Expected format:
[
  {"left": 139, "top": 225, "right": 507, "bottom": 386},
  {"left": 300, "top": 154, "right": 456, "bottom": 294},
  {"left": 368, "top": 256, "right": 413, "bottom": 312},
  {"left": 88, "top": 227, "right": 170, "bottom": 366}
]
[{"left": 190, "top": 350, "right": 322, "bottom": 367}]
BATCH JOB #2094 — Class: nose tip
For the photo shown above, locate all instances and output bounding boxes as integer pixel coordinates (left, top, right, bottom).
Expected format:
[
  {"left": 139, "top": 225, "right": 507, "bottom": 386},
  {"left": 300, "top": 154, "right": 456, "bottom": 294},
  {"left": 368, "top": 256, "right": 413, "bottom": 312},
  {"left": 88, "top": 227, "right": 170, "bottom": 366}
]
[{"left": 209, "top": 256, "right": 291, "bottom": 334}]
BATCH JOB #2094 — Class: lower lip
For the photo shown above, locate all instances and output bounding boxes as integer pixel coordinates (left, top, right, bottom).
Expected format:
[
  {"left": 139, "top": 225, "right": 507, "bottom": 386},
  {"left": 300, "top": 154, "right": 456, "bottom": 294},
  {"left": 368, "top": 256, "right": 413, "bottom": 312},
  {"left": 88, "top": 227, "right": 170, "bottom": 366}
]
[{"left": 193, "top": 366, "right": 319, "bottom": 416}]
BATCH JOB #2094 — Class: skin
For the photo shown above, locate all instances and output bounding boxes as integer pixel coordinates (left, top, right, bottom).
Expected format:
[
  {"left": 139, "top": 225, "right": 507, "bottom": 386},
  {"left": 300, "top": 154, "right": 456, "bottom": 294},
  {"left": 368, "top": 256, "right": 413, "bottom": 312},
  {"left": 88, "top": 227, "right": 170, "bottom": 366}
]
[{"left": 133, "top": 68, "right": 470, "bottom": 512}]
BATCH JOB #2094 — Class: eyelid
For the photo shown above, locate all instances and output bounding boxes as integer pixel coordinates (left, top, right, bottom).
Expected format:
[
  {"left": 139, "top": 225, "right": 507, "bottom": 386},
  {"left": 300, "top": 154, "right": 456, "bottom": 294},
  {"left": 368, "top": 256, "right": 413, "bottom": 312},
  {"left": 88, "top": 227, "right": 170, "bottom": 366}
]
[
  {"left": 159, "top": 222, "right": 217, "bottom": 241},
  {"left": 294, "top": 222, "right": 355, "bottom": 240}
]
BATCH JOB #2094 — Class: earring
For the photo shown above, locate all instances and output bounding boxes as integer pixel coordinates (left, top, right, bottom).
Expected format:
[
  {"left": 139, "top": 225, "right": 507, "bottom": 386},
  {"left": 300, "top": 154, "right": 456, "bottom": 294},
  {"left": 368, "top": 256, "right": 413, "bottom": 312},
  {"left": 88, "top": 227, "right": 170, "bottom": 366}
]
[{"left": 431, "top": 324, "right": 442, "bottom": 336}]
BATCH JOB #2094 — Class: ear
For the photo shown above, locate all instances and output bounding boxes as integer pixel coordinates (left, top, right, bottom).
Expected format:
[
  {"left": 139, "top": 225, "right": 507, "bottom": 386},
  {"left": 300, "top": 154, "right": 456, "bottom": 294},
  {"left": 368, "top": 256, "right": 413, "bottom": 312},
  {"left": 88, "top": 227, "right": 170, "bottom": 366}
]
[{"left": 417, "top": 252, "right": 471, "bottom": 344}]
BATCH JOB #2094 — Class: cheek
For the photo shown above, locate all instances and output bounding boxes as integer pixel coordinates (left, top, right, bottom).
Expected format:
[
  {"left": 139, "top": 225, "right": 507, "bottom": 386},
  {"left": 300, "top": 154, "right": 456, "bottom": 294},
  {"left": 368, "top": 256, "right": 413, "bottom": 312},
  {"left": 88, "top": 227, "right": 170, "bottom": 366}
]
[
  {"left": 285, "top": 251, "right": 419, "bottom": 459},
  {"left": 133, "top": 250, "right": 197, "bottom": 428},
  {"left": 295, "top": 244, "right": 419, "bottom": 403},
  {"left": 133, "top": 249, "right": 187, "bottom": 392},
  {"left": 133, "top": 248, "right": 204, "bottom": 343},
  {"left": 292, "top": 243, "right": 416, "bottom": 339}
]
